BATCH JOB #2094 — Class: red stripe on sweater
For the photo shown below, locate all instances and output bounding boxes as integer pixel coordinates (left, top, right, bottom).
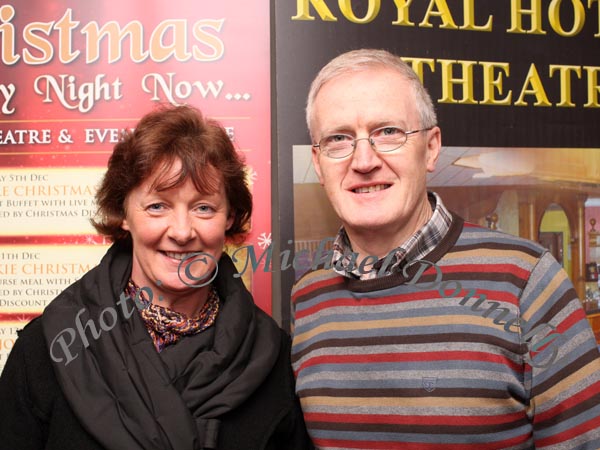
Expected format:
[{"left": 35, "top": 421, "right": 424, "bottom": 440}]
[
  {"left": 535, "top": 414, "right": 600, "bottom": 447},
  {"left": 304, "top": 411, "right": 526, "bottom": 426},
  {"left": 294, "top": 290, "right": 444, "bottom": 319},
  {"left": 556, "top": 308, "right": 588, "bottom": 334},
  {"left": 440, "top": 263, "right": 530, "bottom": 281},
  {"left": 534, "top": 380, "right": 600, "bottom": 424},
  {"left": 293, "top": 274, "right": 344, "bottom": 302},
  {"left": 313, "top": 432, "right": 530, "bottom": 449},
  {"left": 295, "top": 286, "right": 519, "bottom": 320},
  {"left": 297, "top": 351, "right": 522, "bottom": 373}
]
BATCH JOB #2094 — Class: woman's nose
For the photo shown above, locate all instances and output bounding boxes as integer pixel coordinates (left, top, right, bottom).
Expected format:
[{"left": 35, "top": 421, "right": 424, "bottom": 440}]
[{"left": 167, "top": 212, "right": 195, "bottom": 244}]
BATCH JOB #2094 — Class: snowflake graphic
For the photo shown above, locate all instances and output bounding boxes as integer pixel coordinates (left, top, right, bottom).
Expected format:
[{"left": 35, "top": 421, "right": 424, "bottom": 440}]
[
  {"left": 257, "top": 232, "right": 272, "bottom": 249},
  {"left": 16, "top": 314, "right": 32, "bottom": 325},
  {"left": 248, "top": 169, "right": 258, "bottom": 184}
]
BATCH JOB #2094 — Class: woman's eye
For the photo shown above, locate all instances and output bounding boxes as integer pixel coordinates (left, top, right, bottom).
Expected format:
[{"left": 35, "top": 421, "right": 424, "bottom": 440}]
[
  {"left": 197, "top": 205, "right": 215, "bottom": 214},
  {"left": 148, "top": 203, "right": 163, "bottom": 211}
]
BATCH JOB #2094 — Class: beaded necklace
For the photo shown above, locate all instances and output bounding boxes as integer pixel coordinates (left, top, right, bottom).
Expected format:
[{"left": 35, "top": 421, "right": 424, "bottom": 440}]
[{"left": 124, "top": 279, "right": 220, "bottom": 352}]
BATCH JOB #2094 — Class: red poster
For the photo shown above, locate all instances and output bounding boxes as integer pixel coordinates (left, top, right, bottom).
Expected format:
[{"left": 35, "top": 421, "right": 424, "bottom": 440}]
[{"left": 0, "top": 1, "right": 271, "bottom": 371}]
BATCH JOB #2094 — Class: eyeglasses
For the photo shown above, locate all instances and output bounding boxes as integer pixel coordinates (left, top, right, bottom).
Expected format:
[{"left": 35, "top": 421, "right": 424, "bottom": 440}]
[{"left": 313, "top": 126, "right": 433, "bottom": 159}]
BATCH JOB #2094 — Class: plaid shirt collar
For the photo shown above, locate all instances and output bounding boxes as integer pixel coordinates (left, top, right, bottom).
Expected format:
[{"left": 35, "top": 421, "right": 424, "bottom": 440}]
[{"left": 331, "top": 192, "right": 452, "bottom": 280}]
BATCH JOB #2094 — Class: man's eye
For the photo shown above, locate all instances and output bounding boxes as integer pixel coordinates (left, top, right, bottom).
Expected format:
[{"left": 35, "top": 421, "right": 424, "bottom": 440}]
[
  {"left": 324, "top": 134, "right": 352, "bottom": 144},
  {"left": 374, "top": 127, "right": 402, "bottom": 137}
]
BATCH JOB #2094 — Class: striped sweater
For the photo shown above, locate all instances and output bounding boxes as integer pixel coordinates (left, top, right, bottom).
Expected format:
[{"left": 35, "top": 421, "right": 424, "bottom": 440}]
[{"left": 291, "top": 219, "right": 600, "bottom": 449}]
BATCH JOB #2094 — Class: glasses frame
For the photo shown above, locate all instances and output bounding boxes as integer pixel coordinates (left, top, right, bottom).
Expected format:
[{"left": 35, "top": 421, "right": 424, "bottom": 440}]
[{"left": 313, "top": 126, "right": 434, "bottom": 159}]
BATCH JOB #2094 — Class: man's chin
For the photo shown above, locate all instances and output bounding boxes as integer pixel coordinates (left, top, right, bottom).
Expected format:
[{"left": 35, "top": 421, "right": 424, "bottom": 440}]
[{"left": 344, "top": 218, "right": 392, "bottom": 234}]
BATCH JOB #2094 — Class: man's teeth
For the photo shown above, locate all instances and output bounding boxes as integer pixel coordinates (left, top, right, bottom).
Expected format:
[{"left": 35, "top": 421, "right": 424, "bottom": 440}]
[
  {"left": 353, "top": 184, "right": 389, "bottom": 194},
  {"left": 164, "top": 251, "right": 198, "bottom": 260}
]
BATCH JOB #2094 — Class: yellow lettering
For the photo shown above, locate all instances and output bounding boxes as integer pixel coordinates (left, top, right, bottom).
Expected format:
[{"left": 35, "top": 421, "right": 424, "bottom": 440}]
[
  {"left": 461, "top": 0, "right": 493, "bottom": 31},
  {"left": 192, "top": 20, "right": 225, "bottom": 62},
  {"left": 515, "top": 63, "right": 552, "bottom": 106},
  {"left": 401, "top": 57, "right": 435, "bottom": 83},
  {"left": 292, "top": 0, "right": 338, "bottom": 21},
  {"left": 23, "top": 22, "right": 53, "bottom": 65},
  {"left": 549, "top": 65, "right": 582, "bottom": 107},
  {"left": 437, "top": 59, "right": 477, "bottom": 104},
  {"left": 339, "top": 0, "right": 380, "bottom": 23},
  {"left": 480, "top": 61, "right": 512, "bottom": 105},
  {"left": 392, "top": 0, "right": 415, "bottom": 26},
  {"left": 548, "top": 0, "right": 585, "bottom": 36},
  {"left": 149, "top": 20, "right": 190, "bottom": 62},
  {"left": 584, "top": 66, "right": 600, "bottom": 107},
  {"left": 55, "top": 9, "right": 80, "bottom": 64},
  {"left": 82, "top": 21, "right": 147, "bottom": 64},
  {"left": 590, "top": 0, "right": 600, "bottom": 37},
  {"left": 420, "top": 0, "right": 458, "bottom": 29},
  {"left": 0, "top": 5, "right": 19, "bottom": 65},
  {"left": 508, "top": 0, "right": 546, "bottom": 34}
]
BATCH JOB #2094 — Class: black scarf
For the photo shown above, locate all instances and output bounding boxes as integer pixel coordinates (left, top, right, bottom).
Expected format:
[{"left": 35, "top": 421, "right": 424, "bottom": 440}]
[{"left": 42, "top": 242, "right": 281, "bottom": 450}]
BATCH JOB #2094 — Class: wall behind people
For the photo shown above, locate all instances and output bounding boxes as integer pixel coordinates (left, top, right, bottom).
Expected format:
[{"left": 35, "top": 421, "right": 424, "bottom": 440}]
[{"left": 0, "top": 0, "right": 272, "bottom": 372}]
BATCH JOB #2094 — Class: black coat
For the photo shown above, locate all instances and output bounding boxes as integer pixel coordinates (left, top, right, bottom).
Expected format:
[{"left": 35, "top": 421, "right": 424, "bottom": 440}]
[{"left": 0, "top": 317, "right": 312, "bottom": 450}]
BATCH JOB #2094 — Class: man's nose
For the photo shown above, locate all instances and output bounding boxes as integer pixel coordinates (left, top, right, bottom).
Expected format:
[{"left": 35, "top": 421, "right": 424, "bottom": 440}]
[{"left": 350, "top": 137, "right": 382, "bottom": 173}]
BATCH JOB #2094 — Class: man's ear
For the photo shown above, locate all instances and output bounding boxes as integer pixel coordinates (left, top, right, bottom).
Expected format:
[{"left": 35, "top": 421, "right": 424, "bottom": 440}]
[
  {"left": 311, "top": 146, "right": 325, "bottom": 185},
  {"left": 425, "top": 126, "right": 441, "bottom": 173}
]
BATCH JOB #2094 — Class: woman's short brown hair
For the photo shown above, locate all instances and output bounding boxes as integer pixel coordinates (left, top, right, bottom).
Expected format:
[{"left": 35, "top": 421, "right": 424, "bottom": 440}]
[{"left": 92, "top": 104, "right": 252, "bottom": 243}]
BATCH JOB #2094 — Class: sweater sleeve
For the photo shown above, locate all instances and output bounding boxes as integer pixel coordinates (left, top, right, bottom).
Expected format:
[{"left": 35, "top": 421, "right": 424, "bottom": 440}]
[
  {"left": 0, "top": 318, "right": 47, "bottom": 449},
  {"left": 520, "top": 252, "right": 600, "bottom": 449}
]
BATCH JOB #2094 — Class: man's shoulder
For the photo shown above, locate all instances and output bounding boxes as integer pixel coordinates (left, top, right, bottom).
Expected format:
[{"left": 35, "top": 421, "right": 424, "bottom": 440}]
[
  {"left": 454, "top": 221, "right": 548, "bottom": 258},
  {"left": 291, "top": 266, "right": 344, "bottom": 301}
]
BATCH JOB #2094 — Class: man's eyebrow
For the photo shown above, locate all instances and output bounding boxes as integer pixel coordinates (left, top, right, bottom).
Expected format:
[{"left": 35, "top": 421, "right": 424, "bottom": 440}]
[
  {"left": 321, "top": 120, "right": 409, "bottom": 135},
  {"left": 320, "top": 126, "right": 354, "bottom": 136},
  {"left": 370, "top": 119, "right": 410, "bottom": 129}
]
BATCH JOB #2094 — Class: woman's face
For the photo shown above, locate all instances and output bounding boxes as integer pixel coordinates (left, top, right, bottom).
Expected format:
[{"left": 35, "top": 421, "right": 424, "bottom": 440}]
[{"left": 121, "top": 160, "right": 233, "bottom": 307}]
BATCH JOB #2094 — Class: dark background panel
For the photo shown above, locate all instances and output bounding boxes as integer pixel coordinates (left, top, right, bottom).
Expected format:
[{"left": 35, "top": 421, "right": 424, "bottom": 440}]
[
  {"left": 276, "top": 0, "right": 599, "bottom": 148},
  {"left": 273, "top": 0, "right": 600, "bottom": 328}
]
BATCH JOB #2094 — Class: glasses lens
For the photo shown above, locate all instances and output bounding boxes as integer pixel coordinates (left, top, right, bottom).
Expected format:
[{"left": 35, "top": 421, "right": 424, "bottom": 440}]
[
  {"left": 371, "top": 127, "right": 407, "bottom": 152},
  {"left": 321, "top": 134, "right": 353, "bottom": 158}
]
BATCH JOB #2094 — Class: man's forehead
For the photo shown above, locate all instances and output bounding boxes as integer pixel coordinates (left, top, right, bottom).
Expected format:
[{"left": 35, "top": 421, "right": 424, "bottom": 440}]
[
  {"left": 312, "top": 72, "right": 415, "bottom": 130},
  {"left": 320, "top": 66, "right": 408, "bottom": 91}
]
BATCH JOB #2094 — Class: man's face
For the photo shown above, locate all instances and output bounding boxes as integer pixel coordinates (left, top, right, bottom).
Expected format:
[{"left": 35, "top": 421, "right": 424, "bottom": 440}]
[{"left": 311, "top": 68, "right": 441, "bottom": 250}]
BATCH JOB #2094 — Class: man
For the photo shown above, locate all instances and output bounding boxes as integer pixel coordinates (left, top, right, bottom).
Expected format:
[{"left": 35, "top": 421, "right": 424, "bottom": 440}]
[{"left": 291, "top": 49, "right": 600, "bottom": 449}]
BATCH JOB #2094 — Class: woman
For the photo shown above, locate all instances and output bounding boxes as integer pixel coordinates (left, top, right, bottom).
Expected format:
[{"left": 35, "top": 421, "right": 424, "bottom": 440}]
[{"left": 0, "top": 105, "right": 312, "bottom": 450}]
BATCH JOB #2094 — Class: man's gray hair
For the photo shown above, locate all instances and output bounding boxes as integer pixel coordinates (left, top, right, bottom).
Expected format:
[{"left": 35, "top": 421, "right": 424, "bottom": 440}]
[{"left": 306, "top": 49, "right": 437, "bottom": 139}]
